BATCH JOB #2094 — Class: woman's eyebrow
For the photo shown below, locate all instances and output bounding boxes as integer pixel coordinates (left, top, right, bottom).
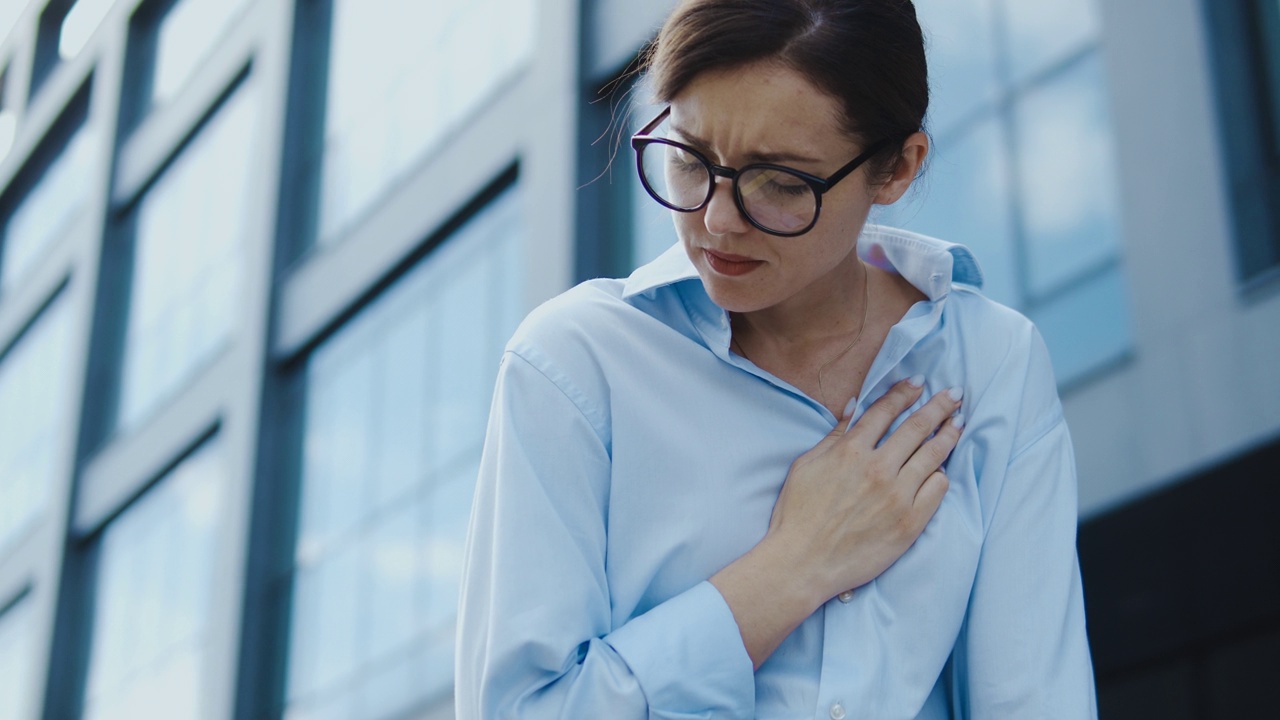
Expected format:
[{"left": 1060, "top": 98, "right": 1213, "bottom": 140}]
[{"left": 668, "top": 123, "right": 823, "bottom": 165}]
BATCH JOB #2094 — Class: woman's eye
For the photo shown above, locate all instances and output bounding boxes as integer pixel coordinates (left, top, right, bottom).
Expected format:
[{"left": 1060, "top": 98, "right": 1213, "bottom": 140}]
[
  {"left": 765, "top": 178, "right": 809, "bottom": 196},
  {"left": 668, "top": 150, "right": 703, "bottom": 173}
]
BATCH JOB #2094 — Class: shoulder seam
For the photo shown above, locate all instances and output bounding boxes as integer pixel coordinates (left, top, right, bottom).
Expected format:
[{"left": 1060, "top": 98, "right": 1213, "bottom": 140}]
[{"left": 505, "top": 349, "right": 611, "bottom": 449}]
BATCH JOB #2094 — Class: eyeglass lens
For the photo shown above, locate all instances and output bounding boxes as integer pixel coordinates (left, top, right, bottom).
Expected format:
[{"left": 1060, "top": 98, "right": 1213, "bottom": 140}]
[{"left": 638, "top": 141, "right": 817, "bottom": 235}]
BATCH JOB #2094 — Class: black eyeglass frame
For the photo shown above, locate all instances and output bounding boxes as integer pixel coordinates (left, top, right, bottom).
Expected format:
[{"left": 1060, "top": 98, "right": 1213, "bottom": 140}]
[{"left": 631, "top": 106, "right": 896, "bottom": 237}]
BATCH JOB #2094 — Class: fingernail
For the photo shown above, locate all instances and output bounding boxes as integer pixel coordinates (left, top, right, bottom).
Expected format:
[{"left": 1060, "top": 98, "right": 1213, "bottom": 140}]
[
  {"left": 947, "top": 386, "right": 964, "bottom": 402},
  {"left": 907, "top": 374, "right": 925, "bottom": 388},
  {"left": 952, "top": 413, "right": 966, "bottom": 429}
]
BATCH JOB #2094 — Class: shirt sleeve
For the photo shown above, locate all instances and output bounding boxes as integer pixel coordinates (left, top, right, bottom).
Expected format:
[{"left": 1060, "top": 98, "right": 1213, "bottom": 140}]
[
  {"left": 455, "top": 351, "right": 756, "bottom": 720},
  {"left": 954, "top": 331, "right": 1098, "bottom": 718}
]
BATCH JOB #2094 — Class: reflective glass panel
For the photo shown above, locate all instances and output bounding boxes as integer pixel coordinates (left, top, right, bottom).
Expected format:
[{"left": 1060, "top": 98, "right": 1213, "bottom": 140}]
[
  {"left": 881, "top": 116, "right": 1021, "bottom": 308},
  {"left": 914, "top": 0, "right": 1000, "bottom": 134},
  {"left": 289, "top": 187, "right": 523, "bottom": 717},
  {"left": 1, "top": 122, "right": 96, "bottom": 293},
  {"left": 318, "top": 0, "right": 535, "bottom": 243},
  {"left": 1028, "top": 264, "right": 1132, "bottom": 385},
  {"left": 118, "top": 82, "right": 256, "bottom": 429},
  {"left": 1263, "top": 0, "right": 1280, "bottom": 152},
  {"left": 0, "top": 596, "right": 37, "bottom": 720},
  {"left": 1000, "top": 0, "right": 1101, "bottom": 83},
  {"left": 151, "top": 0, "right": 252, "bottom": 105},
  {"left": 0, "top": 292, "right": 75, "bottom": 554},
  {"left": 1014, "top": 53, "right": 1124, "bottom": 297},
  {"left": 82, "top": 439, "right": 226, "bottom": 720}
]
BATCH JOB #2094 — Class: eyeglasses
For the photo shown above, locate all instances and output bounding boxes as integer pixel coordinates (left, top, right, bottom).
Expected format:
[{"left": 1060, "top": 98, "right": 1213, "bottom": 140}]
[{"left": 631, "top": 107, "right": 894, "bottom": 237}]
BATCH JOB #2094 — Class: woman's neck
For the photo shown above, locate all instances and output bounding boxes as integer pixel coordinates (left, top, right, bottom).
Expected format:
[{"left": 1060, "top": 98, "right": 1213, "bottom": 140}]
[
  {"left": 732, "top": 252, "right": 871, "bottom": 353},
  {"left": 730, "top": 255, "right": 926, "bottom": 416}
]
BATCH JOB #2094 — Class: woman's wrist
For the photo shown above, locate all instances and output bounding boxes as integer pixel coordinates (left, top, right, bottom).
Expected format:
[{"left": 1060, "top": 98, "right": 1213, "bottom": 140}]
[{"left": 710, "top": 536, "right": 829, "bottom": 668}]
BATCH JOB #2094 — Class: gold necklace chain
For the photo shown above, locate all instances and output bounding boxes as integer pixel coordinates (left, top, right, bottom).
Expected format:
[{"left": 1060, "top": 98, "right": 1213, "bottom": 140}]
[{"left": 731, "top": 260, "right": 872, "bottom": 412}]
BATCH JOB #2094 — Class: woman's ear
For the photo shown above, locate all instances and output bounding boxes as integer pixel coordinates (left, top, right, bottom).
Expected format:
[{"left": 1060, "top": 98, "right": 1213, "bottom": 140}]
[{"left": 873, "top": 131, "right": 929, "bottom": 206}]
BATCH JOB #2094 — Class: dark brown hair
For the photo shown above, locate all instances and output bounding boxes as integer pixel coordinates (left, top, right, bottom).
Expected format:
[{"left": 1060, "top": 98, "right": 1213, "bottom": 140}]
[{"left": 643, "top": 0, "right": 928, "bottom": 180}]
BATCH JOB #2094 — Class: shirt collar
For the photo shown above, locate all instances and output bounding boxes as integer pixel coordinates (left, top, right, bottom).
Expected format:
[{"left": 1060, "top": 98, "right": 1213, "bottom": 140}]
[{"left": 621, "top": 224, "right": 984, "bottom": 301}]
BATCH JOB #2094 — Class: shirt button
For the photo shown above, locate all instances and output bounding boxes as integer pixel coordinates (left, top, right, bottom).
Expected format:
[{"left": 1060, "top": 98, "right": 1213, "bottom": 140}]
[
  {"left": 830, "top": 702, "right": 847, "bottom": 720},
  {"left": 837, "top": 590, "right": 854, "bottom": 603}
]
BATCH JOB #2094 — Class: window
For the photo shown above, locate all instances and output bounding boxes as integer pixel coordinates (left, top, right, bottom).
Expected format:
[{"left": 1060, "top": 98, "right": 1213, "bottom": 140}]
[
  {"left": 117, "top": 81, "right": 256, "bottom": 429},
  {"left": 1205, "top": 0, "right": 1280, "bottom": 282},
  {"left": 0, "top": 119, "right": 96, "bottom": 294},
  {"left": 0, "top": 594, "right": 38, "bottom": 720},
  {"left": 0, "top": 292, "right": 75, "bottom": 554},
  {"left": 81, "top": 439, "right": 227, "bottom": 720},
  {"left": 286, "top": 186, "right": 523, "bottom": 719},
  {"left": 148, "top": 0, "right": 253, "bottom": 106},
  {"left": 884, "top": 0, "right": 1133, "bottom": 385},
  {"left": 316, "top": 0, "right": 535, "bottom": 244}
]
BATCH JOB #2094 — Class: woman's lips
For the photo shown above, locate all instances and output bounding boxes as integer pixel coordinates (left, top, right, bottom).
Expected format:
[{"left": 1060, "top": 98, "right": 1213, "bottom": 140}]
[{"left": 703, "top": 249, "right": 764, "bottom": 277}]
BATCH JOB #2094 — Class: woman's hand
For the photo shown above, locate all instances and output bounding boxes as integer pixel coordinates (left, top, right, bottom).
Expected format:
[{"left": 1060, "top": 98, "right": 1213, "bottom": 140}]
[
  {"left": 710, "top": 377, "right": 963, "bottom": 668},
  {"left": 767, "top": 376, "right": 963, "bottom": 602}
]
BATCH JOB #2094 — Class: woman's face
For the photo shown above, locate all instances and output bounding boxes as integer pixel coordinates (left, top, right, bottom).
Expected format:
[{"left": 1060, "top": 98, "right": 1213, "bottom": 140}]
[{"left": 666, "top": 62, "right": 906, "bottom": 315}]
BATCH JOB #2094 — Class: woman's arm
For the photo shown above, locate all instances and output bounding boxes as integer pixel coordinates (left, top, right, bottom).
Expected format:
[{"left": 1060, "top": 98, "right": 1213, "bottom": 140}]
[
  {"left": 456, "top": 355, "right": 962, "bottom": 718},
  {"left": 457, "top": 351, "right": 754, "bottom": 719},
  {"left": 953, "top": 330, "right": 1097, "bottom": 718}
]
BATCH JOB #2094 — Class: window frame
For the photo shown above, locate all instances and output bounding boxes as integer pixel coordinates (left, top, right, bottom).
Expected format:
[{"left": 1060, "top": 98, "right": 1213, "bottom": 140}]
[
  {"left": 1204, "top": 0, "right": 1280, "bottom": 287},
  {"left": 259, "top": 171, "right": 520, "bottom": 720}
]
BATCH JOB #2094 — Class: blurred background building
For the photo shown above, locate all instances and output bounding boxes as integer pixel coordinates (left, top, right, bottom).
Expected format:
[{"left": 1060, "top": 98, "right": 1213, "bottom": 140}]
[{"left": 0, "top": 0, "right": 1275, "bottom": 718}]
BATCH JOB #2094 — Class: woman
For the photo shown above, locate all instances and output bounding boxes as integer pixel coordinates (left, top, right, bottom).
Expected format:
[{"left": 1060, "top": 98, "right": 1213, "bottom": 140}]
[{"left": 457, "top": 1, "right": 1097, "bottom": 717}]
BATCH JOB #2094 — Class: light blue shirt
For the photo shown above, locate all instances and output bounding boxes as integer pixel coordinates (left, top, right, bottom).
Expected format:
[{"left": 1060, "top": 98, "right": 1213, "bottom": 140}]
[{"left": 457, "top": 226, "right": 1097, "bottom": 719}]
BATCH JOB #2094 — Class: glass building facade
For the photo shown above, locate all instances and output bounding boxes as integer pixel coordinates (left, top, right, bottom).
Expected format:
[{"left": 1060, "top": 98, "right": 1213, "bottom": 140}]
[{"left": 0, "top": 1, "right": 1277, "bottom": 718}]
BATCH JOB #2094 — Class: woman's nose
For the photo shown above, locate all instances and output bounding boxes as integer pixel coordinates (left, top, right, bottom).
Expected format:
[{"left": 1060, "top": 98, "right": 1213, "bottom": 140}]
[{"left": 702, "top": 178, "right": 751, "bottom": 236}]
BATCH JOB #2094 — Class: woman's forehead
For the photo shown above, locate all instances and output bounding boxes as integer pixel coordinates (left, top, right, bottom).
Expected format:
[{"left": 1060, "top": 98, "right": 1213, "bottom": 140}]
[{"left": 667, "top": 64, "right": 855, "bottom": 162}]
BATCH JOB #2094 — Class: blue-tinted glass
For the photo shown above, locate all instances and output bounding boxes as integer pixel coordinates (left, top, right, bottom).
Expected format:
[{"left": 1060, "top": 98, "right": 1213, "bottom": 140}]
[
  {"left": 433, "top": 252, "right": 492, "bottom": 471},
  {"left": 0, "top": 597, "right": 37, "bottom": 720},
  {"left": 356, "top": 650, "right": 422, "bottom": 720},
  {"left": 83, "top": 440, "right": 225, "bottom": 720},
  {"left": 422, "top": 459, "right": 480, "bottom": 636},
  {"left": 364, "top": 505, "right": 417, "bottom": 661},
  {"left": 0, "top": 293, "right": 74, "bottom": 553},
  {"left": 151, "top": 0, "right": 252, "bottom": 104},
  {"left": 1000, "top": 0, "right": 1101, "bottom": 83},
  {"left": 288, "top": 187, "right": 523, "bottom": 716},
  {"left": 371, "top": 310, "right": 431, "bottom": 509},
  {"left": 310, "top": 542, "right": 362, "bottom": 692},
  {"left": 318, "top": 0, "right": 535, "bottom": 243},
  {"left": 119, "top": 83, "right": 256, "bottom": 429},
  {"left": 882, "top": 116, "right": 1021, "bottom": 307},
  {"left": 1263, "top": 0, "right": 1280, "bottom": 153},
  {"left": 1028, "top": 264, "right": 1132, "bottom": 385},
  {"left": 1014, "top": 53, "right": 1124, "bottom": 298},
  {"left": 914, "top": 0, "right": 1001, "bottom": 134},
  {"left": 1, "top": 122, "right": 96, "bottom": 293}
]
